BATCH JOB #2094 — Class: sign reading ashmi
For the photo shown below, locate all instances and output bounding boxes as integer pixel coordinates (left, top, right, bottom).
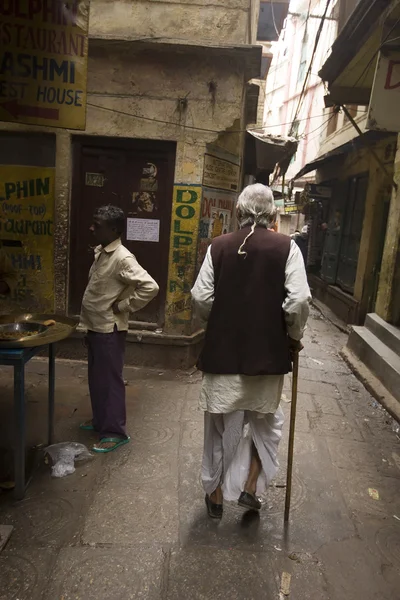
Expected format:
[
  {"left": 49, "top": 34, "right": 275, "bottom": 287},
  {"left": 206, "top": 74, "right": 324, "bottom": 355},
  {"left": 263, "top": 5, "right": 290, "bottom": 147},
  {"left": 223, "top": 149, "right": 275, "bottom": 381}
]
[
  {"left": 367, "top": 49, "right": 400, "bottom": 133},
  {"left": 0, "top": 0, "right": 90, "bottom": 129}
]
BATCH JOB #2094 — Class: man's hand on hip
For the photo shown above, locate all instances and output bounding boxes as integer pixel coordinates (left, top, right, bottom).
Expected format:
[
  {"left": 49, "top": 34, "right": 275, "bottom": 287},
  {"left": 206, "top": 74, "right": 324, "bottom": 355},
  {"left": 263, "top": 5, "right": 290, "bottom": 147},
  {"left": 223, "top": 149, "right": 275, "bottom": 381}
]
[{"left": 112, "top": 302, "right": 121, "bottom": 315}]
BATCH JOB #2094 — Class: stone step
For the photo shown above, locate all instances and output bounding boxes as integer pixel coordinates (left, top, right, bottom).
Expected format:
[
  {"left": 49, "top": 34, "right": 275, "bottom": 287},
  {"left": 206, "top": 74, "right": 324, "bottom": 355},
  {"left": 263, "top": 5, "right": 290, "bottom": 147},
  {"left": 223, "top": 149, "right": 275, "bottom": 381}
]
[
  {"left": 365, "top": 313, "right": 400, "bottom": 355},
  {"left": 347, "top": 325, "right": 400, "bottom": 403}
]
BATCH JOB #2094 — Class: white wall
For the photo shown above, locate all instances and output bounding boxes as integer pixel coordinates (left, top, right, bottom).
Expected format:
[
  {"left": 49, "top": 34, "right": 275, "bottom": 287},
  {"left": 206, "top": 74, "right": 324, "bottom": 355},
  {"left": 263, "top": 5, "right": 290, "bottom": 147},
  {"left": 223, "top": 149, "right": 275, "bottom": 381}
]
[{"left": 263, "top": 0, "right": 339, "bottom": 180}]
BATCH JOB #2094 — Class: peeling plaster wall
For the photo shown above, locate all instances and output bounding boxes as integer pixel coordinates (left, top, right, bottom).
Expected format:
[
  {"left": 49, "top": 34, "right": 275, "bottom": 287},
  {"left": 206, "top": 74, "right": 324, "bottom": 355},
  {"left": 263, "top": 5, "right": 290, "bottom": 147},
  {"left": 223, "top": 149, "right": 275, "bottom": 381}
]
[
  {"left": 86, "top": 47, "right": 244, "bottom": 162},
  {"left": 85, "top": 46, "right": 245, "bottom": 190},
  {"left": 89, "top": 0, "right": 254, "bottom": 45}
]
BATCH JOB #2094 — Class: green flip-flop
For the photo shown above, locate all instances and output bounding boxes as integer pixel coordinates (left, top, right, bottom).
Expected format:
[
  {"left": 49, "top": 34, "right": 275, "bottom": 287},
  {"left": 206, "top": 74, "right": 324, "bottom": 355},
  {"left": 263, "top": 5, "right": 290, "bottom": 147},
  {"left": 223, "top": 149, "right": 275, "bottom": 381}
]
[
  {"left": 92, "top": 436, "right": 130, "bottom": 453},
  {"left": 79, "top": 422, "right": 95, "bottom": 431}
]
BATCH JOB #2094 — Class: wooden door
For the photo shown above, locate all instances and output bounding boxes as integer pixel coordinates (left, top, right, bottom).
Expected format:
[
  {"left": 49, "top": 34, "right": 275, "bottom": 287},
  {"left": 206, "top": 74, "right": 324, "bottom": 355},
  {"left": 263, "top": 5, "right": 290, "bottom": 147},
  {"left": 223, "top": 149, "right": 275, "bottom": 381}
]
[{"left": 69, "top": 137, "right": 176, "bottom": 327}]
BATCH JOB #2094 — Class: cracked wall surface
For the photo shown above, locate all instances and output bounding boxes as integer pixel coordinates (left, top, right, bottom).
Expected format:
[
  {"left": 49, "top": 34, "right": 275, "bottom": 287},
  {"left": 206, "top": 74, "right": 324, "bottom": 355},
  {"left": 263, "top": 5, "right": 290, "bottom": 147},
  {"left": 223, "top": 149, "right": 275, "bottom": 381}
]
[
  {"left": 0, "top": 44, "right": 248, "bottom": 328},
  {"left": 88, "top": 0, "right": 256, "bottom": 45}
]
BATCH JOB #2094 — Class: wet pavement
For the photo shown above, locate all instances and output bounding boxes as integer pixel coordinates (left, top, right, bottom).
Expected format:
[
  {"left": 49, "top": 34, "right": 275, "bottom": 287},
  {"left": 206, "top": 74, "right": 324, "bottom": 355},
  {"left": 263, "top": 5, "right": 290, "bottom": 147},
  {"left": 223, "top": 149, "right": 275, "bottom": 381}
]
[{"left": 0, "top": 308, "right": 399, "bottom": 599}]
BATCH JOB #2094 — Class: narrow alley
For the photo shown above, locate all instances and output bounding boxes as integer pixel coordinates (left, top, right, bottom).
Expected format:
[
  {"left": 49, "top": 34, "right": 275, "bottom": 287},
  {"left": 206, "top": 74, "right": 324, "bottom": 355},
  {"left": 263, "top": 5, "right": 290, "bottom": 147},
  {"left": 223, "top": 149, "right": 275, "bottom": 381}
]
[{"left": 0, "top": 308, "right": 399, "bottom": 600}]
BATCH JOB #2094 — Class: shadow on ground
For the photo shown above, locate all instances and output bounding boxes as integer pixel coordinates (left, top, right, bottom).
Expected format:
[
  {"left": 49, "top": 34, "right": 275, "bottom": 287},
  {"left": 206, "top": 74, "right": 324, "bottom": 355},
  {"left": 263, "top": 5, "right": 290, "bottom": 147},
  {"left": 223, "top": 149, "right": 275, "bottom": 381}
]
[{"left": 0, "top": 309, "right": 399, "bottom": 599}]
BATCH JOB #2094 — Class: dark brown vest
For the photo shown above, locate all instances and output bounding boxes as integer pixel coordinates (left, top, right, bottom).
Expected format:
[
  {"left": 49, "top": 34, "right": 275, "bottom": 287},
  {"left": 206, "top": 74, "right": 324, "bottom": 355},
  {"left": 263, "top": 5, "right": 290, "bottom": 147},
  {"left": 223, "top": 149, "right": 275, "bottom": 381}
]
[{"left": 198, "top": 226, "right": 292, "bottom": 375}]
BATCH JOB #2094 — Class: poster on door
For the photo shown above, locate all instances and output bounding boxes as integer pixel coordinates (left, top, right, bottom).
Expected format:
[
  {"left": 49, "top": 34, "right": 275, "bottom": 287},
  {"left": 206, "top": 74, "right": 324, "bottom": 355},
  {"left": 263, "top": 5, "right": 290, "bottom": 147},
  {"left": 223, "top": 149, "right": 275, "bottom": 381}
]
[
  {"left": 197, "top": 187, "right": 237, "bottom": 269},
  {"left": 0, "top": 165, "right": 55, "bottom": 312}
]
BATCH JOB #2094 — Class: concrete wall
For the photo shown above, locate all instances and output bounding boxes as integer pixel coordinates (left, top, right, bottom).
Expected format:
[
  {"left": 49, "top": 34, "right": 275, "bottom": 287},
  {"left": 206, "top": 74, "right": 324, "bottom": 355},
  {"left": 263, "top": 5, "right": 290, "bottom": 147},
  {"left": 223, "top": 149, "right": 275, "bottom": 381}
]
[
  {"left": 0, "top": 44, "right": 247, "bottom": 334},
  {"left": 263, "top": 0, "right": 338, "bottom": 180},
  {"left": 87, "top": 45, "right": 244, "bottom": 167},
  {"left": 89, "top": 0, "right": 259, "bottom": 46}
]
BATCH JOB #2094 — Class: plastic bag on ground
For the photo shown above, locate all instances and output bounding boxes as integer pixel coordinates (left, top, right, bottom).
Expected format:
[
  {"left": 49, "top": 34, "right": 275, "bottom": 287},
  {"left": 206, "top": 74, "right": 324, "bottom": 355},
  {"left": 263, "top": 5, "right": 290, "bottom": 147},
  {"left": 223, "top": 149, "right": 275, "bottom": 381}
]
[{"left": 45, "top": 442, "right": 93, "bottom": 478}]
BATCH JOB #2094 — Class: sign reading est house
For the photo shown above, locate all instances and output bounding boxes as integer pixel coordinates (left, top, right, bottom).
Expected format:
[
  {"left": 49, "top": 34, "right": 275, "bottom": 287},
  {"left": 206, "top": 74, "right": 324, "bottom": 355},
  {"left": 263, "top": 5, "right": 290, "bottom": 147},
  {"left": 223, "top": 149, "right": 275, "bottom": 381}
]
[{"left": 0, "top": 0, "right": 90, "bottom": 129}]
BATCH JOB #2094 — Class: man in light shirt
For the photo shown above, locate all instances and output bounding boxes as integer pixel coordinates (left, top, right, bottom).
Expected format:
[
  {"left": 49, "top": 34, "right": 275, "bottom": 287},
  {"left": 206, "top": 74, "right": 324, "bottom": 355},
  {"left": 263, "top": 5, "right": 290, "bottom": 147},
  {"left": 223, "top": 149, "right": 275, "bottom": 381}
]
[{"left": 80, "top": 205, "right": 159, "bottom": 453}]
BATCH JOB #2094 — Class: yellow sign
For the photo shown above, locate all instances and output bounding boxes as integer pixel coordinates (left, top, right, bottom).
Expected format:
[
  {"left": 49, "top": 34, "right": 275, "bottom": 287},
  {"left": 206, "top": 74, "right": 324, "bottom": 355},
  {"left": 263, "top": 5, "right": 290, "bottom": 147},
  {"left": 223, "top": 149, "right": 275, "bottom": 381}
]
[
  {"left": 165, "top": 185, "right": 201, "bottom": 331},
  {"left": 203, "top": 154, "right": 240, "bottom": 192},
  {"left": 284, "top": 205, "right": 303, "bottom": 214},
  {"left": 0, "top": 165, "right": 55, "bottom": 312},
  {"left": 0, "top": 0, "right": 90, "bottom": 129}
]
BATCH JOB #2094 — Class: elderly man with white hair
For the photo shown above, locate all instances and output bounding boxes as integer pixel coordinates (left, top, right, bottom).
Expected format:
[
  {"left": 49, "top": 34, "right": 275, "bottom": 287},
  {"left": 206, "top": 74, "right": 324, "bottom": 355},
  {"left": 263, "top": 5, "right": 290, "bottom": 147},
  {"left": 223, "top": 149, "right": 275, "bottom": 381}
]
[{"left": 191, "top": 183, "right": 311, "bottom": 518}]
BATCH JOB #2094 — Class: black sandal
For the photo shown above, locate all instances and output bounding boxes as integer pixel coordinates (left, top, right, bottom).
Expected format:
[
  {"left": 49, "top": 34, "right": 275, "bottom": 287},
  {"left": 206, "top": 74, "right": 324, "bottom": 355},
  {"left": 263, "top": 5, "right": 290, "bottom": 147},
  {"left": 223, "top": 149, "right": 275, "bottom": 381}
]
[
  {"left": 238, "top": 491, "right": 262, "bottom": 511},
  {"left": 205, "top": 494, "right": 223, "bottom": 519}
]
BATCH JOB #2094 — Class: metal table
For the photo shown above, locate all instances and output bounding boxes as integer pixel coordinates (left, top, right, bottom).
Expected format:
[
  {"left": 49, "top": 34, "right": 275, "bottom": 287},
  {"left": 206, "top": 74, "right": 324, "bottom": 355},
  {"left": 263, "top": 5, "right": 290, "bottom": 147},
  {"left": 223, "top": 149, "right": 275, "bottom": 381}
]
[{"left": 0, "top": 344, "right": 55, "bottom": 500}]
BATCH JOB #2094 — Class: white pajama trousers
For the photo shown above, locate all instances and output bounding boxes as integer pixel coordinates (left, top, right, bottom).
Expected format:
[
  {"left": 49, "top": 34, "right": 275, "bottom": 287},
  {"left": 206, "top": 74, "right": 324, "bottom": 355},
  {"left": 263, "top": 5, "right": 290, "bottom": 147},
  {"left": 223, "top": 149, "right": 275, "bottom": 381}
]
[{"left": 202, "top": 406, "right": 285, "bottom": 501}]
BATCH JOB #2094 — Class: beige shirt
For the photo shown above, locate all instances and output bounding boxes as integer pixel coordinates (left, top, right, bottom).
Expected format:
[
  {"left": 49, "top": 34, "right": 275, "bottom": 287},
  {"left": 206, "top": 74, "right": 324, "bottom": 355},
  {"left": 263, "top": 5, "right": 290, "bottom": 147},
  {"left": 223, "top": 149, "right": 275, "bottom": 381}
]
[{"left": 80, "top": 239, "right": 159, "bottom": 333}]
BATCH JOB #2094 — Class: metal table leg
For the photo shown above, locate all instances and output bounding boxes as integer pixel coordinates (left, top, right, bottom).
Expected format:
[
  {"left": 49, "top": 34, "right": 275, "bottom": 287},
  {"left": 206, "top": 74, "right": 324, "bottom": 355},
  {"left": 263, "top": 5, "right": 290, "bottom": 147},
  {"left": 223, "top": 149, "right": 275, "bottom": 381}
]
[
  {"left": 14, "top": 361, "right": 25, "bottom": 500},
  {"left": 48, "top": 344, "right": 55, "bottom": 445}
]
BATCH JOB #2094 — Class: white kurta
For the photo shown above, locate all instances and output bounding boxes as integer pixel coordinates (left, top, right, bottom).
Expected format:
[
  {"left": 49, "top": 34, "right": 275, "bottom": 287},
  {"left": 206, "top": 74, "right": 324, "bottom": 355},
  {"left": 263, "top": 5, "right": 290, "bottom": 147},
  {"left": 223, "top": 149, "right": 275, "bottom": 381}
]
[{"left": 191, "top": 240, "right": 311, "bottom": 415}]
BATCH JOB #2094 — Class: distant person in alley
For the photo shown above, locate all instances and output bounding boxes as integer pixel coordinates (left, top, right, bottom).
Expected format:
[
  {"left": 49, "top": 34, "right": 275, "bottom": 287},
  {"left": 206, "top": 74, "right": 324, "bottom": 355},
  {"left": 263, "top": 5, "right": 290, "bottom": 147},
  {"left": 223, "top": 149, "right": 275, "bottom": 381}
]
[
  {"left": 80, "top": 205, "right": 159, "bottom": 453},
  {"left": 192, "top": 184, "right": 311, "bottom": 518}
]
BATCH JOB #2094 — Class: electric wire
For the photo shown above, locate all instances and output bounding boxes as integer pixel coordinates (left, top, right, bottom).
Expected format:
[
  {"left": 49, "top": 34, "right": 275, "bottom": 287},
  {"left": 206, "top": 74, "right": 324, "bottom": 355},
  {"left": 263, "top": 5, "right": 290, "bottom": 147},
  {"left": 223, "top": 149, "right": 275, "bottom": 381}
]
[{"left": 87, "top": 101, "right": 343, "bottom": 135}]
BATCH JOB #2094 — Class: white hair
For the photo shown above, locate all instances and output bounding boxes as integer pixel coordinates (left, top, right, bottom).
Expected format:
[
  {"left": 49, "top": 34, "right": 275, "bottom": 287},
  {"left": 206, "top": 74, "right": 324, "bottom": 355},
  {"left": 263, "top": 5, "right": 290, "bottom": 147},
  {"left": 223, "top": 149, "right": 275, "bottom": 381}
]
[
  {"left": 236, "top": 184, "right": 276, "bottom": 228},
  {"left": 236, "top": 184, "right": 276, "bottom": 256}
]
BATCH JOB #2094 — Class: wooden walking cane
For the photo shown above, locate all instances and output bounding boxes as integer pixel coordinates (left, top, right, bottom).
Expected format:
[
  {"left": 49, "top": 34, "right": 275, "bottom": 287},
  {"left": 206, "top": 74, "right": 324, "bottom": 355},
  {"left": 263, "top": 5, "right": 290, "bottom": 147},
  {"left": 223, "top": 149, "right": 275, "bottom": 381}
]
[{"left": 284, "top": 349, "right": 299, "bottom": 522}]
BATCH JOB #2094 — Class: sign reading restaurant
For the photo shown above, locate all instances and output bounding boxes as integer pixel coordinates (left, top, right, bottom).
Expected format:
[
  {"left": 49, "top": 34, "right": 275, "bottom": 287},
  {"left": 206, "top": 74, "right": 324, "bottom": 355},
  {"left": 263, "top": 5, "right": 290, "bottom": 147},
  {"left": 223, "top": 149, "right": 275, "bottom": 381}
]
[{"left": 0, "top": 0, "right": 90, "bottom": 129}]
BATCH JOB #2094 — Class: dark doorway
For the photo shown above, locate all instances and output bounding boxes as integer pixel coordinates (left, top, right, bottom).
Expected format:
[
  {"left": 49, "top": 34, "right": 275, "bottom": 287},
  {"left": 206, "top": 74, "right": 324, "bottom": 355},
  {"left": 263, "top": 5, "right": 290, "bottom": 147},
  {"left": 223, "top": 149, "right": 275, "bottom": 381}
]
[
  {"left": 69, "top": 137, "right": 176, "bottom": 327},
  {"left": 321, "top": 174, "right": 369, "bottom": 295},
  {"left": 336, "top": 174, "right": 368, "bottom": 294}
]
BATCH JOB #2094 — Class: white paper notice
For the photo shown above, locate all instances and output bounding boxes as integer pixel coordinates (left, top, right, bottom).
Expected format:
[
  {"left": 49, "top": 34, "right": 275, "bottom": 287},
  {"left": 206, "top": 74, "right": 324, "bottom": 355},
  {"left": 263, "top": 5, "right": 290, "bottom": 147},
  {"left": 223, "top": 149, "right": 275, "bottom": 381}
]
[{"left": 126, "top": 218, "right": 160, "bottom": 243}]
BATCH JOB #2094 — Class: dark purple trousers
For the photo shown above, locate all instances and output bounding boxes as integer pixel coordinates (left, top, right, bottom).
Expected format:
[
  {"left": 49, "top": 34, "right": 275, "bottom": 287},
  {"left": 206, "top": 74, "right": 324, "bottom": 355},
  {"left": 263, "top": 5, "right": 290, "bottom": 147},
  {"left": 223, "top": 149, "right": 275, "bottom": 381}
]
[{"left": 87, "top": 327, "right": 127, "bottom": 440}]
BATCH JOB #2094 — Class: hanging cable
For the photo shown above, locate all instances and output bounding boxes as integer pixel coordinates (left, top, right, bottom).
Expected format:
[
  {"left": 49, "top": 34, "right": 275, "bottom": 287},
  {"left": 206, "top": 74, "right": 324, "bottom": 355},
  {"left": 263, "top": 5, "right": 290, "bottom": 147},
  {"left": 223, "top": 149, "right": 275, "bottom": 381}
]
[
  {"left": 87, "top": 101, "right": 340, "bottom": 135},
  {"left": 270, "top": 0, "right": 280, "bottom": 38},
  {"left": 301, "top": 111, "right": 338, "bottom": 140}
]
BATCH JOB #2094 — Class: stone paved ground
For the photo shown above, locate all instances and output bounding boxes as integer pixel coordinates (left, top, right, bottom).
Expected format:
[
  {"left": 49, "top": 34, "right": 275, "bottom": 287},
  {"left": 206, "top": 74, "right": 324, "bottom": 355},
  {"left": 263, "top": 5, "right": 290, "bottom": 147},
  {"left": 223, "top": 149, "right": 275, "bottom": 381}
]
[{"left": 0, "top": 308, "right": 399, "bottom": 600}]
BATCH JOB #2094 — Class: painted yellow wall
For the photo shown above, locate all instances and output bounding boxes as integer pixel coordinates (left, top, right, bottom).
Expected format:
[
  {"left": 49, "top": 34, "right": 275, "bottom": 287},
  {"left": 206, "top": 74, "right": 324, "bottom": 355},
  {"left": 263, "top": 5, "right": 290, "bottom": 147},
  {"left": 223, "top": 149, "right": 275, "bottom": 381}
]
[{"left": 376, "top": 134, "right": 400, "bottom": 323}]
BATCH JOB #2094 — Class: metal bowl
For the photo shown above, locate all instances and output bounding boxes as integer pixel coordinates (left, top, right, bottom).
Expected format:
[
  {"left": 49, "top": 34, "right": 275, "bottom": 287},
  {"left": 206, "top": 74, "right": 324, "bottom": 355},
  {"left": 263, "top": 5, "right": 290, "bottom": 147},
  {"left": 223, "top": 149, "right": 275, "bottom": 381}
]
[
  {"left": 0, "top": 322, "right": 48, "bottom": 342},
  {"left": 0, "top": 314, "right": 77, "bottom": 348}
]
